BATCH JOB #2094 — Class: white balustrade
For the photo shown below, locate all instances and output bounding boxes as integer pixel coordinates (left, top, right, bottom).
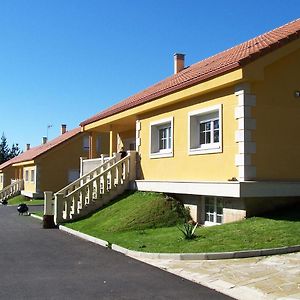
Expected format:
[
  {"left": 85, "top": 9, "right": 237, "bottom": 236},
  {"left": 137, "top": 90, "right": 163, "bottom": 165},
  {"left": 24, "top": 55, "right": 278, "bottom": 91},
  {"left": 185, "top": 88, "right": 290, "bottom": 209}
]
[
  {"left": 54, "top": 151, "right": 136, "bottom": 224},
  {"left": 0, "top": 179, "right": 24, "bottom": 202}
]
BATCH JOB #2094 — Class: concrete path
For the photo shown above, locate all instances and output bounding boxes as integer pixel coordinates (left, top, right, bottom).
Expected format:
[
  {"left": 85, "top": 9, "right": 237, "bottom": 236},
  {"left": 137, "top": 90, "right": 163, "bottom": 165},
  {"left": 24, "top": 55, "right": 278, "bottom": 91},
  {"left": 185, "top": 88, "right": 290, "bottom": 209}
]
[
  {"left": 0, "top": 205, "right": 231, "bottom": 300},
  {"left": 137, "top": 253, "right": 300, "bottom": 300}
]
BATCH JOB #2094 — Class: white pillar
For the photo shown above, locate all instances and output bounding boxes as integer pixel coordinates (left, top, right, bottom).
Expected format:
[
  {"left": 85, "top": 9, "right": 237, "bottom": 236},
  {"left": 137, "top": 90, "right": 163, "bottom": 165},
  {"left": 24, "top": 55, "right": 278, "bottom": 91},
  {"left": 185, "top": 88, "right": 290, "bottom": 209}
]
[{"left": 44, "top": 191, "right": 54, "bottom": 215}]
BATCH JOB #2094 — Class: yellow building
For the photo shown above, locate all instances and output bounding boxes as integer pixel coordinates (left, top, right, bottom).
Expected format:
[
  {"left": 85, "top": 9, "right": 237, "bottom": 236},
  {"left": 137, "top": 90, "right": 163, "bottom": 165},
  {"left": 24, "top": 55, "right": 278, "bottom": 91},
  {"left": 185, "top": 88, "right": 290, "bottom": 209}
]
[
  {"left": 0, "top": 125, "right": 109, "bottom": 198},
  {"left": 65, "top": 19, "right": 300, "bottom": 224}
]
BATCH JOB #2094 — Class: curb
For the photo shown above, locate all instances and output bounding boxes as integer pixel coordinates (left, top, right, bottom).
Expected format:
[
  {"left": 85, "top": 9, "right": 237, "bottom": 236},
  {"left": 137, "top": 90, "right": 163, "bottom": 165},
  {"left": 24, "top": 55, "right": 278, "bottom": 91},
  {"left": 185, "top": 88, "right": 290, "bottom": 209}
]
[
  {"left": 30, "top": 214, "right": 43, "bottom": 221},
  {"left": 59, "top": 225, "right": 109, "bottom": 248},
  {"left": 53, "top": 223, "right": 300, "bottom": 260}
]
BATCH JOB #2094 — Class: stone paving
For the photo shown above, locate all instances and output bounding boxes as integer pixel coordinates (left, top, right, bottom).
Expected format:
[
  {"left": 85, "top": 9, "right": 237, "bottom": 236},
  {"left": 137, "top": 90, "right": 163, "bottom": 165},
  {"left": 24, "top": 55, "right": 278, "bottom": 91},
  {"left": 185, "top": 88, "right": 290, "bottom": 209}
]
[{"left": 134, "top": 252, "right": 300, "bottom": 300}]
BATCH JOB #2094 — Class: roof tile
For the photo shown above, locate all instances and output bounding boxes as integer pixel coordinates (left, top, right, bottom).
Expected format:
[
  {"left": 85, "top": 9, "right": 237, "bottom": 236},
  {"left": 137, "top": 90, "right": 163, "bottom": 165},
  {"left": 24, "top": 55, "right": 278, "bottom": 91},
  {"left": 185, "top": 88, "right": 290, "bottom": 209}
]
[
  {"left": 0, "top": 127, "right": 81, "bottom": 170},
  {"left": 80, "top": 18, "right": 300, "bottom": 126}
]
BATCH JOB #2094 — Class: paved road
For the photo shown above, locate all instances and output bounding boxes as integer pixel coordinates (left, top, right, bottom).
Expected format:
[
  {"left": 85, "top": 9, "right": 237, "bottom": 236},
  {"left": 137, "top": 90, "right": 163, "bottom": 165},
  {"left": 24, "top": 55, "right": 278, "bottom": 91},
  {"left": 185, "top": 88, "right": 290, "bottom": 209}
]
[{"left": 0, "top": 205, "right": 231, "bottom": 300}]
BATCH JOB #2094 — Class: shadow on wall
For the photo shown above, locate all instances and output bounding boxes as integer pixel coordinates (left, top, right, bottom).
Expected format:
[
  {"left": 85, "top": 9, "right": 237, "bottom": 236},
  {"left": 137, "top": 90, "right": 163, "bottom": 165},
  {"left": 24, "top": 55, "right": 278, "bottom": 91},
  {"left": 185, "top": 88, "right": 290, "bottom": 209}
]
[{"left": 260, "top": 200, "right": 300, "bottom": 222}]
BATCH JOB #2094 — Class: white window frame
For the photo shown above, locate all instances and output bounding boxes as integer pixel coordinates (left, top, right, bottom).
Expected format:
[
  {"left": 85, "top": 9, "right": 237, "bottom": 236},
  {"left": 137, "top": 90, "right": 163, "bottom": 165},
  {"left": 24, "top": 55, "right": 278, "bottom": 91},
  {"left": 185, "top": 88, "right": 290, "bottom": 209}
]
[
  {"left": 188, "top": 104, "right": 222, "bottom": 155},
  {"left": 204, "top": 196, "right": 224, "bottom": 226},
  {"left": 30, "top": 169, "right": 35, "bottom": 182},
  {"left": 149, "top": 117, "right": 173, "bottom": 159},
  {"left": 25, "top": 170, "right": 29, "bottom": 182},
  {"left": 83, "top": 135, "right": 89, "bottom": 152}
]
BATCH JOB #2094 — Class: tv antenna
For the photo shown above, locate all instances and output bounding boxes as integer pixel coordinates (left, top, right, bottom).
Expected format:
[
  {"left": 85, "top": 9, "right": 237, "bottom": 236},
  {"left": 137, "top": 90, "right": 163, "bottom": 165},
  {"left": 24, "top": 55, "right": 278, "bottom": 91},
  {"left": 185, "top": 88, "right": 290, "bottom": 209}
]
[{"left": 47, "top": 124, "right": 53, "bottom": 139}]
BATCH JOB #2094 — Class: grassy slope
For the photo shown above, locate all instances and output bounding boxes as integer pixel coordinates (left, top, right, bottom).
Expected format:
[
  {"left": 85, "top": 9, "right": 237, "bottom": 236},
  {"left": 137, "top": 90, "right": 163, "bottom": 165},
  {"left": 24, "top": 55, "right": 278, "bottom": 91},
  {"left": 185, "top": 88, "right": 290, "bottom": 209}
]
[
  {"left": 8, "top": 195, "right": 44, "bottom": 206},
  {"left": 66, "top": 192, "right": 300, "bottom": 253}
]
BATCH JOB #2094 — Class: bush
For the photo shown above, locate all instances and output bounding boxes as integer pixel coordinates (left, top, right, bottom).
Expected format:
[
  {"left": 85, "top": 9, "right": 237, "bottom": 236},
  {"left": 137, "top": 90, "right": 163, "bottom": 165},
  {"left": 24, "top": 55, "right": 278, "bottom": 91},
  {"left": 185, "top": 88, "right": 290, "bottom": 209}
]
[{"left": 178, "top": 222, "right": 198, "bottom": 240}]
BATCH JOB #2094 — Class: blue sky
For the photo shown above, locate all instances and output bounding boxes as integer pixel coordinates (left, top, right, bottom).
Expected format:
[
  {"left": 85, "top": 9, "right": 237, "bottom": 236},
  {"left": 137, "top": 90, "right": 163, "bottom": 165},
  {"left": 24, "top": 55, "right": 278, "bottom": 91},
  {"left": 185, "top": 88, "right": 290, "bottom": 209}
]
[{"left": 0, "top": 0, "right": 299, "bottom": 150}]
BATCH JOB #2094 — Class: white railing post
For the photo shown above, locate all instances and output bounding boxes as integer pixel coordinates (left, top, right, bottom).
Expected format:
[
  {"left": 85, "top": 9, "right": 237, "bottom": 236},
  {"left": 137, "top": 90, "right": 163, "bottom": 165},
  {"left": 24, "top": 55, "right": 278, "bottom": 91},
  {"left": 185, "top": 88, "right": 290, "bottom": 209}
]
[
  {"left": 43, "top": 191, "right": 56, "bottom": 228},
  {"left": 44, "top": 191, "right": 54, "bottom": 215},
  {"left": 54, "top": 193, "right": 64, "bottom": 224},
  {"left": 128, "top": 151, "right": 137, "bottom": 181}
]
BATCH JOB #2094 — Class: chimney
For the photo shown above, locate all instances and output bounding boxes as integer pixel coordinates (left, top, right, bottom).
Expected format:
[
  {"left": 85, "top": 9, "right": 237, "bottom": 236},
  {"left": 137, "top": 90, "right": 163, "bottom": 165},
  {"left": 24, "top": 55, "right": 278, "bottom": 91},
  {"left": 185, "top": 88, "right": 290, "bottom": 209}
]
[
  {"left": 25, "top": 144, "right": 30, "bottom": 151},
  {"left": 61, "top": 124, "right": 67, "bottom": 135},
  {"left": 42, "top": 136, "right": 47, "bottom": 144},
  {"left": 174, "top": 53, "right": 185, "bottom": 74}
]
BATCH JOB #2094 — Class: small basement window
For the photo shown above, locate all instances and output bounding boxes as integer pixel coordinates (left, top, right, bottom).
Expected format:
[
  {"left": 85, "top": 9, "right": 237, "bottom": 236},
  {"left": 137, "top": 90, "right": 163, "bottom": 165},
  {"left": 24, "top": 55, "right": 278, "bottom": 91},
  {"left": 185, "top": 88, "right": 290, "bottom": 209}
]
[
  {"left": 150, "top": 117, "right": 173, "bottom": 158},
  {"left": 204, "top": 196, "right": 224, "bottom": 225},
  {"left": 189, "top": 104, "right": 222, "bottom": 155}
]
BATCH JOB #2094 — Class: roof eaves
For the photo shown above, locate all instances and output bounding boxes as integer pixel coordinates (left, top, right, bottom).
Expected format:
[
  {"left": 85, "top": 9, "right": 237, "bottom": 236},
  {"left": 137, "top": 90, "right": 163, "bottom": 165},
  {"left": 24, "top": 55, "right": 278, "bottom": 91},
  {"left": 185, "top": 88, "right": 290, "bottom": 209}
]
[{"left": 80, "top": 61, "right": 241, "bottom": 126}]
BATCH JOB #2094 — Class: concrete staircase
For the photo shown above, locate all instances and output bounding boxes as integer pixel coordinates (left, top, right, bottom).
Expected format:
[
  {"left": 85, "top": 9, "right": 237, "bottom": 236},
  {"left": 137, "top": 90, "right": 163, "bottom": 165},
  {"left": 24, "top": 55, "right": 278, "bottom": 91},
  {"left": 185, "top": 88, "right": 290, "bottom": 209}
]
[
  {"left": 46, "top": 151, "right": 136, "bottom": 224},
  {"left": 0, "top": 179, "right": 24, "bottom": 203}
]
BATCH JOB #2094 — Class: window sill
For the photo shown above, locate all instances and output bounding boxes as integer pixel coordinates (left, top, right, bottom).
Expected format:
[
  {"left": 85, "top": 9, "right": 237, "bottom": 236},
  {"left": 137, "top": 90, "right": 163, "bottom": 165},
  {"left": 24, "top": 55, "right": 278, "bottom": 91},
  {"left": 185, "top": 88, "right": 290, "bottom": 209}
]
[
  {"left": 204, "top": 221, "right": 221, "bottom": 226},
  {"left": 189, "top": 146, "right": 222, "bottom": 155},
  {"left": 150, "top": 151, "right": 173, "bottom": 159}
]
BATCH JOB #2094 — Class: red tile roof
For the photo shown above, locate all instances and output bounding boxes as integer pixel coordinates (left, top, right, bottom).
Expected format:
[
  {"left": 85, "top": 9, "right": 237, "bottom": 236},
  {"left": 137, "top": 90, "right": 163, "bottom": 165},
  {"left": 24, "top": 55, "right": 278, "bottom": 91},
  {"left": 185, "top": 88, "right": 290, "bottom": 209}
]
[
  {"left": 0, "top": 127, "right": 81, "bottom": 170},
  {"left": 81, "top": 18, "right": 300, "bottom": 127}
]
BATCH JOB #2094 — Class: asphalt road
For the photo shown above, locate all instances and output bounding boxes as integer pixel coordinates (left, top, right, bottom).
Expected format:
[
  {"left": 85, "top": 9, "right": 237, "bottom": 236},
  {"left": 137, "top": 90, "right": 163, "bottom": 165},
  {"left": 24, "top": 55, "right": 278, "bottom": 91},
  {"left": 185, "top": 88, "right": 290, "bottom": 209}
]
[{"left": 0, "top": 205, "right": 232, "bottom": 300}]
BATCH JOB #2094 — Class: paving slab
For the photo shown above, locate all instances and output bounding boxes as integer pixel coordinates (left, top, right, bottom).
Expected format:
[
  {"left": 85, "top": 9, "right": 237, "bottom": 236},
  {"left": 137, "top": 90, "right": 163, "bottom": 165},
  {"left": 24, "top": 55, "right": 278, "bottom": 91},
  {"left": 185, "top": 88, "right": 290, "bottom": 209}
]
[{"left": 135, "top": 253, "right": 300, "bottom": 300}]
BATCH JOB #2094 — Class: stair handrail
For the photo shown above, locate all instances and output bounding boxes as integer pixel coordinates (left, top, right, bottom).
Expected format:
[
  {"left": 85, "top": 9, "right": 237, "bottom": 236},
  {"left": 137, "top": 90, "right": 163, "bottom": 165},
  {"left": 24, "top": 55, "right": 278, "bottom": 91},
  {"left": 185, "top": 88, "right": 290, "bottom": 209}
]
[
  {"left": 0, "top": 179, "right": 24, "bottom": 199},
  {"left": 56, "top": 154, "right": 130, "bottom": 199},
  {"left": 56, "top": 153, "right": 120, "bottom": 197}
]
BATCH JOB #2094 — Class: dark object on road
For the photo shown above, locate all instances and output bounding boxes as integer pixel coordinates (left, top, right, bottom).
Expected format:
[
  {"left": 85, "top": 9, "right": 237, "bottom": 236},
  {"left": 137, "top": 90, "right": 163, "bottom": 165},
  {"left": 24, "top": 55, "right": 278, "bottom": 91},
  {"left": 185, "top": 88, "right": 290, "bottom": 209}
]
[
  {"left": 17, "top": 203, "right": 29, "bottom": 215},
  {"left": 43, "top": 215, "right": 56, "bottom": 229},
  {"left": 1, "top": 199, "right": 8, "bottom": 205}
]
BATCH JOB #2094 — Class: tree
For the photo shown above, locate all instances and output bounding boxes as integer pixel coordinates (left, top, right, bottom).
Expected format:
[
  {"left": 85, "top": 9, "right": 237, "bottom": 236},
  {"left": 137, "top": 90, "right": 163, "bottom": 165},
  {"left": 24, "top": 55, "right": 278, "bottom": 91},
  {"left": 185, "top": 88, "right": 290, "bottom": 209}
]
[
  {"left": 9, "top": 143, "right": 21, "bottom": 159},
  {"left": 0, "top": 133, "right": 22, "bottom": 164},
  {"left": 0, "top": 133, "right": 10, "bottom": 164}
]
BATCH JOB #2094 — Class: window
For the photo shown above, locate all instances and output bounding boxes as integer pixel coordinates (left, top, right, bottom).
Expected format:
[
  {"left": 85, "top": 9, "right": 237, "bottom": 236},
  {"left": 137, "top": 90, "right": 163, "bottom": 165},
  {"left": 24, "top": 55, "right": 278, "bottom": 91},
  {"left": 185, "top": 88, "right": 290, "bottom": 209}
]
[
  {"left": 189, "top": 105, "right": 222, "bottom": 155},
  {"left": 0, "top": 174, "right": 2, "bottom": 183},
  {"left": 83, "top": 136, "right": 89, "bottom": 151},
  {"left": 204, "top": 197, "right": 223, "bottom": 225},
  {"left": 30, "top": 170, "right": 35, "bottom": 182},
  {"left": 150, "top": 117, "right": 173, "bottom": 158},
  {"left": 84, "top": 135, "right": 101, "bottom": 153},
  {"left": 25, "top": 170, "right": 29, "bottom": 182},
  {"left": 159, "top": 125, "right": 171, "bottom": 151}
]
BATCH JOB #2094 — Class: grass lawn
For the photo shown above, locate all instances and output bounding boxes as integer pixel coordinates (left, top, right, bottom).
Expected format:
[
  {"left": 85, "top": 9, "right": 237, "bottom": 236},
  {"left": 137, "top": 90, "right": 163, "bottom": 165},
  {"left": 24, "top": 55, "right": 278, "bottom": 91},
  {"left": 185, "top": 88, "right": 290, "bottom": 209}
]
[
  {"left": 8, "top": 195, "right": 44, "bottom": 206},
  {"left": 32, "top": 211, "right": 44, "bottom": 217},
  {"left": 65, "top": 191, "right": 300, "bottom": 253}
]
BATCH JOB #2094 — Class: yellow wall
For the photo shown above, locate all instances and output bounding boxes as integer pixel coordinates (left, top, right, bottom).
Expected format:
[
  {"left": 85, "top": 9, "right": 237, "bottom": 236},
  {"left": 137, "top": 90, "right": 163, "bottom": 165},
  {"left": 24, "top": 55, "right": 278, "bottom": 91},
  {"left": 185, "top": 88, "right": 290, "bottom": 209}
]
[
  {"left": 252, "top": 48, "right": 300, "bottom": 180},
  {"left": 37, "top": 133, "right": 91, "bottom": 193},
  {"left": 23, "top": 165, "right": 36, "bottom": 193},
  {"left": 118, "top": 129, "right": 136, "bottom": 151},
  {"left": 138, "top": 87, "right": 238, "bottom": 181},
  {"left": 0, "top": 166, "right": 15, "bottom": 190},
  {"left": 0, "top": 173, "right": 3, "bottom": 190},
  {"left": 100, "top": 132, "right": 110, "bottom": 155}
]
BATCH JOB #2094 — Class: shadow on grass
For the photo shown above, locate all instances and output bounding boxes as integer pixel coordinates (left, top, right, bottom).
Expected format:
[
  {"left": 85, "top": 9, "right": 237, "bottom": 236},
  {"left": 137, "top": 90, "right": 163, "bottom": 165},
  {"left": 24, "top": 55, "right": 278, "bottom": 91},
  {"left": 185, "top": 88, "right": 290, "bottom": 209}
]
[{"left": 63, "top": 190, "right": 135, "bottom": 224}]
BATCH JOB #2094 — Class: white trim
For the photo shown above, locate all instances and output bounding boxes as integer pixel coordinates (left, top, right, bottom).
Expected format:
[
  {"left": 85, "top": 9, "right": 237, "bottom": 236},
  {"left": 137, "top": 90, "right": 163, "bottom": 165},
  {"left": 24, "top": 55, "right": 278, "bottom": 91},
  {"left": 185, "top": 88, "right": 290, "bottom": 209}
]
[
  {"left": 135, "top": 180, "right": 240, "bottom": 197},
  {"left": 136, "top": 120, "right": 141, "bottom": 153},
  {"left": 234, "top": 86, "right": 257, "bottom": 181},
  {"left": 136, "top": 120, "right": 141, "bottom": 131},
  {"left": 21, "top": 190, "right": 43, "bottom": 199},
  {"left": 238, "top": 142, "right": 256, "bottom": 154},
  {"left": 188, "top": 104, "right": 222, "bottom": 155},
  {"left": 238, "top": 118, "right": 256, "bottom": 130},
  {"left": 149, "top": 116, "right": 174, "bottom": 159},
  {"left": 134, "top": 180, "right": 300, "bottom": 198},
  {"left": 235, "top": 130, "right": 252, "bottom": 143},
  {"left": 235, "top": 154, "right": 251, "bottom": 166},
  {"left": 235, "top": 106, "right": 252, "bottom": 119},
  {"left": 238, "top": 166, "right": 256, "bottom": 179},
  {"left": 204, "top": 221, "right": 221, "bottom": 226}
]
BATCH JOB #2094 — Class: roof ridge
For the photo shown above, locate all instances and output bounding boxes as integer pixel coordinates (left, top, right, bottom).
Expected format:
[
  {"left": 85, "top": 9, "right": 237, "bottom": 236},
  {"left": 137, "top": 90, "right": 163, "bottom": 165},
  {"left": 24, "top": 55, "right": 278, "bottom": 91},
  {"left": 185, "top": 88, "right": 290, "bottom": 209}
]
[
  {"left": 0, "top": 127, "right": 81, "bottom": 170},
  {"left": 81, "top": 18, "right": 300, "bottom": 126}
]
